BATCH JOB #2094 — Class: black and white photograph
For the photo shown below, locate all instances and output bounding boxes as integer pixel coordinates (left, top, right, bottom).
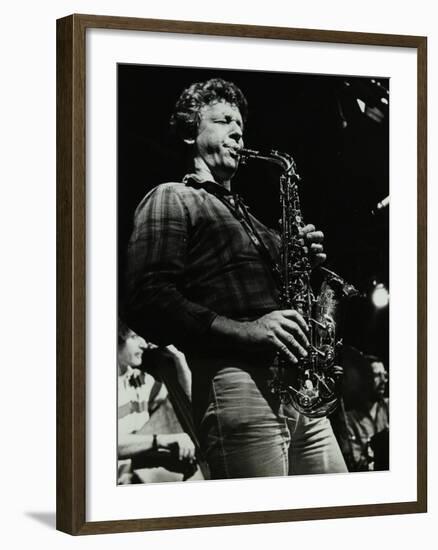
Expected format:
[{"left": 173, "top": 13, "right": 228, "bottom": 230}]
[
  {"left": 116, "top": 64, "right": 390, "bottom": 484},
  {"left": 2, "top": 0, "right": 431, "bottom": 543}
]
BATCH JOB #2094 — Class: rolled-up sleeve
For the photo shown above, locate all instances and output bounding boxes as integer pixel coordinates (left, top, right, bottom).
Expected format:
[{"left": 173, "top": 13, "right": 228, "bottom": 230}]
[{"left": 125, "top": 184, "right": 217, "bottom": 346}]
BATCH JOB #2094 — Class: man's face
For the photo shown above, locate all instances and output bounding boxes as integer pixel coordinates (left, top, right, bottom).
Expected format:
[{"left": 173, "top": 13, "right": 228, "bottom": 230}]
[
  {"left": 192, "top": 100, "right": 244, "bottom": 183},
  {"left": 118, "top": 331, "right": 147, "bottom": 368},
  {"left": 370, "top": 361, "right": 388, "bottom": 400}
]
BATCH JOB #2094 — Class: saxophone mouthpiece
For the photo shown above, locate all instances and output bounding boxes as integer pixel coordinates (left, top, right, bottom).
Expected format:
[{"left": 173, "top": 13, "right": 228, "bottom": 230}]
[{"left": 238, "top": 148, "right": 260, "bottom": 165}]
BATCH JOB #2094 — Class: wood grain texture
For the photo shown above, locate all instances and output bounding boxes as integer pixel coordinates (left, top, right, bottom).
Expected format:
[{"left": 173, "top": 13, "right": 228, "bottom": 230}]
[
  {"left": 73, "top": 13, "right": 425, "bottom": 47},
  {"left": 416, "top": 36, "right": 428, "bottom": 513},
  {"left": 74, "top": 501, "right": 422, "bottom": 535},
  {"left": 56, "top": 15, "right": 73, "bottom": 534},
  {"left": 56, "top": 14, "right": 86, "bottom": 535},
  {"left": 56, "top": 13, "right": 427, "bottom": 535}
]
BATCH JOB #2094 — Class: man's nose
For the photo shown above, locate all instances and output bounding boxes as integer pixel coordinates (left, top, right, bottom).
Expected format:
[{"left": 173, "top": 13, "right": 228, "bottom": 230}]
[
  {"left": 229, "top": 123, "right": 243, "bottom": 142},
  {"left": 138, "top": 337, "right": 147, "bottom": 349}
]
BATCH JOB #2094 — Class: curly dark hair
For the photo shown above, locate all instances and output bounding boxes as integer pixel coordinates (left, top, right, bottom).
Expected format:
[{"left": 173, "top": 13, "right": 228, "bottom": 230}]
[
  {"left": 117, "top": 318, "right": 132, "bottom": 347},
  {"left": 170, "top": 78, "right": 248, "bottom": 141}
]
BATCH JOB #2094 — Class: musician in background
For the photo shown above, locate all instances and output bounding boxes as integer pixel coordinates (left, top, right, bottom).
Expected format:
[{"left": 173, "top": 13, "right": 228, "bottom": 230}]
[
  {"left": 124, "top": 78, "right": 347, "bottom": 479},
  {"left": 339, "top": 355, "right": 389, "bottom": 471},
  {"left": 117, "top": 320, "right": 195, "bottom": 484}
]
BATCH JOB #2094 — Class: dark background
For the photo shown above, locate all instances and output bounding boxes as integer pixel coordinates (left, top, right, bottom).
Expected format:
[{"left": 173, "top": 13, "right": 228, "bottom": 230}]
[{"left": 118, "top": 64, "right": 389, "bottom": 365}]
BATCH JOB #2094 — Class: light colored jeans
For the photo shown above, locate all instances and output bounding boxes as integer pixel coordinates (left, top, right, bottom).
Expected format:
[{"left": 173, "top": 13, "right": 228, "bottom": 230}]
[{"left": 199, "top": 366, "right": 347, "bottom": 479}]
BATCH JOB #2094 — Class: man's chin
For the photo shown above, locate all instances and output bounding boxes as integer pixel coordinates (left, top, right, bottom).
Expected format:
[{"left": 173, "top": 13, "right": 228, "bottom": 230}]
[
  {"left": 227, "top": 160, "right": 240, "bottom": 175},
  {"left": 214, "top": 166, "right": 237, "bottom": 184}
]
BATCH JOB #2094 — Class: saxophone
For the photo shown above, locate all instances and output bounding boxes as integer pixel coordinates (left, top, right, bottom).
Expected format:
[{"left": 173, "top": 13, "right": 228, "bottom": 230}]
[{"left": 239, "top": 148, "right": 358, "bottom": 418}]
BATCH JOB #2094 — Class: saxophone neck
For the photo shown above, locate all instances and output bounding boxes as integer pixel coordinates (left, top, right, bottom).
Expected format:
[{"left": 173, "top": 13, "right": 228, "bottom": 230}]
[{"left": 239, "top": 148, "right": 300, "bottom": 178}]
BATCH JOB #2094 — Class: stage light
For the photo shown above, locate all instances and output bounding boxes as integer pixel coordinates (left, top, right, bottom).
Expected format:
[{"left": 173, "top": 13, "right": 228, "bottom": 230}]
[
  {"left": 357, "top": 99, "right": 366, "bottom": 113},
  {"left": 372, "top": 283, "right": 389, "bottom": 308},
  {"left": 356, "top": 98, "right": 385, "bottom": 123}
]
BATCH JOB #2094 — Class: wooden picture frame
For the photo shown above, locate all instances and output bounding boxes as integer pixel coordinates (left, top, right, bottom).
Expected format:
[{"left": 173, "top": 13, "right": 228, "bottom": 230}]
[{"left": 56, "top": 13, "right": 427, "bottom": 535}]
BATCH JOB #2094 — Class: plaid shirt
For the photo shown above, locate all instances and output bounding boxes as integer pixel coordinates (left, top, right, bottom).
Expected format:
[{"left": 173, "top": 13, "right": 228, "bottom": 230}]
[{"left": 125, "top": 175, "right": 281, "bottom": 350}]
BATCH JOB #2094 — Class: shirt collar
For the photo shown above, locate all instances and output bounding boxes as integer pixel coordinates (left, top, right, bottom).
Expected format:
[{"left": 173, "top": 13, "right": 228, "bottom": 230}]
[
  {"left": 183, "top": 173, "right": 233, "bottom": 198},
  {"left": 118, "top": 364, "right": 133, "bottom": 379}
]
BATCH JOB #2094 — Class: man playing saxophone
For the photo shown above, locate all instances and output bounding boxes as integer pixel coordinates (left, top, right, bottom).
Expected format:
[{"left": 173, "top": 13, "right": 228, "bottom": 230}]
[{"left": 125, "top": 78, "right": 347, "bottom": 479}]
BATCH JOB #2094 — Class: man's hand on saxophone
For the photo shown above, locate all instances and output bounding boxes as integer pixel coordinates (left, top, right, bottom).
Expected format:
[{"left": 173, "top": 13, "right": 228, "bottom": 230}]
[
  {"left": 299, "top": 223, "right": 327, "bottom": 267},
  {"left": 210, "top": 310, "right": 310, "bottom": 364},
  {"left": 209, "top": 223, "right": 326, "bottom": 364}
]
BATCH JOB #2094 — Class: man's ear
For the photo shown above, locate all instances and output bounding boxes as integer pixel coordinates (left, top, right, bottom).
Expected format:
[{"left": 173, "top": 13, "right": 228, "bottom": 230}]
[{"left": 183, "top": 137, "right": 195, "bottom": 146}]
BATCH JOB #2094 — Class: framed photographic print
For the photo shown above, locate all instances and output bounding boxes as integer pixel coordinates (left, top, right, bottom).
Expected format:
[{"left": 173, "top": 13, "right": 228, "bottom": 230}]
[{"left": 56, "top": 14, "right": 427, "bottom": 535}]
